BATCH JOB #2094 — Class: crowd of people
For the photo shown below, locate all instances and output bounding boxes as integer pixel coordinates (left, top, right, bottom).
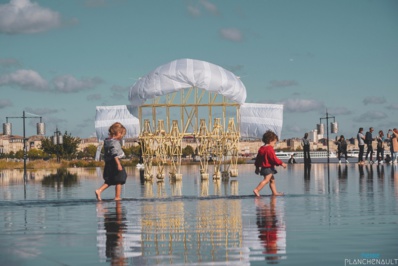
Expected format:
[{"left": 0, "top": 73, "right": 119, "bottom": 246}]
[{"left": 347, "top": 127, "right": 398, "bottom": 165}]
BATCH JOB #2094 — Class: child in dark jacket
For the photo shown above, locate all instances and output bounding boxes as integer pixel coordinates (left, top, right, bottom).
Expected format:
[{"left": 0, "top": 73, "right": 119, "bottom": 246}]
[{"left": 95, "top": 122, "right": 126, "bottom": 201}]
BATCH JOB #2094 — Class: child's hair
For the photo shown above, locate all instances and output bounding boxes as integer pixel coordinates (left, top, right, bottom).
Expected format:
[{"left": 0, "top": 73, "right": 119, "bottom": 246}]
[
  {"left": 262, "top": 130, "right": 278, "bottom": 144},
  {"left": 108, "top": 122, "right": 126, "bottom": 137}
]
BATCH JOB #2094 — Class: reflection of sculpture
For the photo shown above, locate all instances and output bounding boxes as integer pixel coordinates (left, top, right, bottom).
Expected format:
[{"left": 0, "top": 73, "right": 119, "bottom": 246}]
[
  {"left": 140, "top": 197, "right": 242, "bottom": 264},
  {"left": 200, "top": 179, "right": 209, "bottom": 196}
]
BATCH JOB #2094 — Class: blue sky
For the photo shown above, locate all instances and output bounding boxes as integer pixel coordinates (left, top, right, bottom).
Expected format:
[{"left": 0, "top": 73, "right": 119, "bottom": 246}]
[{"left": 1, "top": 0, "right": 397, "bottom": 140}]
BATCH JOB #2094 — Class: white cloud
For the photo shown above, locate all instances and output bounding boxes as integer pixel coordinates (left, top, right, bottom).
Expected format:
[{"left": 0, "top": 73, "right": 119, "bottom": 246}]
[
  {"left": 187, "top": 1, "right": 218, "bottom": 17},
  {"left": 0, "top": 69, "right": 105, "bottom": 93},
  {"left": 0, "top": 58, "right": 21, "bottom": 68},
  {"left": 0, "top": 0, "right": 62, "bottom": 34},
  {"left": 219, "top": 28, "right": 243, "bottom": 42},
  {"left": 39, "top": 116, "right": 67, "bottom": 132},
  {"left": 25, "top": 107, "right": 58, "bottom": 115},
  {"left": 386, "top": 103, "right": 398, "bottom": 110},
  {"left": 200, "top": 0, "right": 218, "bottom": 15},
  {"left": 87, "top": 93, "right": 102, "bottom": 101},
  {"left": 52, "top": 75, "right": 103, "bottom": 93},
  {"left": 0, "top": 69, "right": 49, "bottom": 90},
  {"left": 327, "top": 107, "right": 352, "bottom": 116},
  {"left": 281, "top": 98, "right": 324, "bottom": 113},
  {"left": 187, "top": 5, "right": 201, "bottom": 17},
  {"left": 284, "top": 124, "right": 302, "bottom": 134},
  {"left": 110, "top": 85, "right": 129, "bottom": 93},
  {"left": 268, "top": 80, "right": 298, "bottom": 89},
  {"left": 357, "top": 111, "right": 387, "bottom": 122},
  {"left": 0, "top": 99, "right": 13, "bottom": 109},
  {"left": 363, "top": 96, "right": 386, "bottom": 105}
]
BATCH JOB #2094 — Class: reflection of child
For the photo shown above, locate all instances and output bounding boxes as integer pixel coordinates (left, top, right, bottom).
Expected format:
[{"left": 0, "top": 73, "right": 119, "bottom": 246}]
[
  {"left": 97, "top": 201, "right": 126, "bottom": 265},
  {"left": 105, "top": 201, "right": 126, "bottom": 265},
  {"left": 255, "top": 197, "right": 283, "bottom": 260},
  {"left": 253, "top": 130, "right": 287, "bottom": 196},
  {"left": 95, "top": 122, "right": 126, "bottom": 201}
]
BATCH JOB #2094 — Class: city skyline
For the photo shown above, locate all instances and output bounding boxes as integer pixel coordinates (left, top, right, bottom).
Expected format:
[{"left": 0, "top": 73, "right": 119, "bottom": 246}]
[{"left": 1, "top": 0, "right": 397, "bottom": 139}]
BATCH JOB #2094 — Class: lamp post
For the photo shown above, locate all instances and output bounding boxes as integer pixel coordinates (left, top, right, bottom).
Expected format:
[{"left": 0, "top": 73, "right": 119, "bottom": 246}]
[
  {"left": 4, "top": 111, "right": 45, "bottom": 181},
  {"left": 318, "top": 111, "right": 338, "bottom": 164},
  {"left": 52, "top": 128, "right": 63, "bottom": 163}
]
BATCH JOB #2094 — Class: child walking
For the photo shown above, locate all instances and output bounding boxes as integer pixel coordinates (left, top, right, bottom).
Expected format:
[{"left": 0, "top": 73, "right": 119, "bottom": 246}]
[
  {"left": 253, "top": 130, "right": 287, "bottom": 197},
  {"left": 95, "top": 122, "right": 127, "bottom": 201}
]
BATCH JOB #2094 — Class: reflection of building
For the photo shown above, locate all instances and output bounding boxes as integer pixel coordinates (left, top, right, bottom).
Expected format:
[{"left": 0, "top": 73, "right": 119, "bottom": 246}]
[{"left": 0, "top": 169, "right": 58, "bottom": 185}]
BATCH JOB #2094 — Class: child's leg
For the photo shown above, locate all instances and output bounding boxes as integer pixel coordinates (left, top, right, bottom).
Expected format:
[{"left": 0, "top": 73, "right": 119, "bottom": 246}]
[
  {"left": 253, "top": 174, "right": 272, "bottom": 196},
  {"left": 269, "top": 176, "right": 283, "bottom": 196},
  {"left": 114, "top": 184, "right": 122, "bottom": 200},
  {"left": 95, "top": 183, "right": 109, "bottom": 201}
]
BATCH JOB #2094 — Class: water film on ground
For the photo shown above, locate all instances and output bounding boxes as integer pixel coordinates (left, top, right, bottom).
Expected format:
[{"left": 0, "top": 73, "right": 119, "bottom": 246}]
[{"left": 0, "top": 163, "right": 397, "bottom": 265}]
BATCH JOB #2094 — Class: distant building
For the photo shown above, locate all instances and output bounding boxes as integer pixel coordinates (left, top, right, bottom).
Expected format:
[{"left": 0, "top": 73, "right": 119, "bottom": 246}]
[
  {"left": 287, "top": 138, "right": 301, "bottom": 151},
  {"left": 1, "top": 132, "right": 366, "bottom": 157},
  {"left": 0, "top": 134, "right": 24, "bottom": 154},
  {"left": 309, "top": 129, "right": 318, "bottom": 143},
  {"left": 78, "top": 137, "right": 100, "bottom": 152},
  {"left": 28, "top": 135, "right": 46, "bottom": 150}
]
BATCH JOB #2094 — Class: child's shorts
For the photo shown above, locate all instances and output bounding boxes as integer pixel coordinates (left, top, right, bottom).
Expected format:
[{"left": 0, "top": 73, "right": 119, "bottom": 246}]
[{"left": 260, "top": 167, "right": 277, "bottom": 176}]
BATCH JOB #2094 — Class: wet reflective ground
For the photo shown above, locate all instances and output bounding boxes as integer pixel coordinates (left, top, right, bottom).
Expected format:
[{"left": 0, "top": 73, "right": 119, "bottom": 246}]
[{"left": 1, "top": 163, "right": 397, "bottom": 265}]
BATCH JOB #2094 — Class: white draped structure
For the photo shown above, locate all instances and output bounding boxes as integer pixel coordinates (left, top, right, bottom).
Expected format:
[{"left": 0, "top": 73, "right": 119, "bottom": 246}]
[
  {"left": 240, "top": 103, "right": 284, "bottom": 140},
  {"left": 129, "top": 58, "right": 247, "bottom": 106},
  {"left": 95, "top": 105, "right": 140, "bottom": 140}
]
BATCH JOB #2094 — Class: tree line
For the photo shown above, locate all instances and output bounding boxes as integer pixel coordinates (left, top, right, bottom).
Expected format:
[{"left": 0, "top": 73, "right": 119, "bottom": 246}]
[{"left": 0, "top": 132, "right": 196, "bottom": 161}]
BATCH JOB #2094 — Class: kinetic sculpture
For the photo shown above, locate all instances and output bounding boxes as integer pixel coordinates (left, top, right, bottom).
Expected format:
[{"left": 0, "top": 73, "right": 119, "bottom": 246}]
[
  {"left": 95, "top": 59, "right": 284, "bottom": 182},
  {"left": 136, "top": 87, "right": 241, "bottom": 181}
]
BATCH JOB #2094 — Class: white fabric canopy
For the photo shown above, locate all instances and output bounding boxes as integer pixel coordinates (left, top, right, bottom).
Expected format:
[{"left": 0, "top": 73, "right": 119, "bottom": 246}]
[
  {"left": 240, "top": 103, "right": 284, "bottom": 139},
  {"left": 129, "top": 58, "right": 247, "bottom": 106},
  {"left": 95, "top": 105, "right": 140, "bottom": 141}
]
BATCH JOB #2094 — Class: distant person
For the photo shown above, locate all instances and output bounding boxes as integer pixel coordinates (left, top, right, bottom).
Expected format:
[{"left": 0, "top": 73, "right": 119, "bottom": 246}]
[
  {"left": 387, "top": 129, "right": 395, "bottom": 164},
  {"left": 337, "top": 135, "right": 349, "bottom": 163},
  {"left": 253, "top": 130, "right": 287, "bottom": 197},
  {"left": 390, "top": 128, "right": 398, "bottom": 164},
  {"left": 301, "top": 133, "right": 311, "bottom": 164},
  {"left": 357, "top": 127, "right": 366, "bottom": 165},
  {"left": 288, "top": 154, "right": 296, "bottom": 164},
  {"left": 376, "top": 130, "right": 385, "bottom": 164},
  {"left": 96, "top": 122, "right": 127, "bottom": 201},
  {"left": 365, "top": 127, "right": 375, "bottom": 163}
]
